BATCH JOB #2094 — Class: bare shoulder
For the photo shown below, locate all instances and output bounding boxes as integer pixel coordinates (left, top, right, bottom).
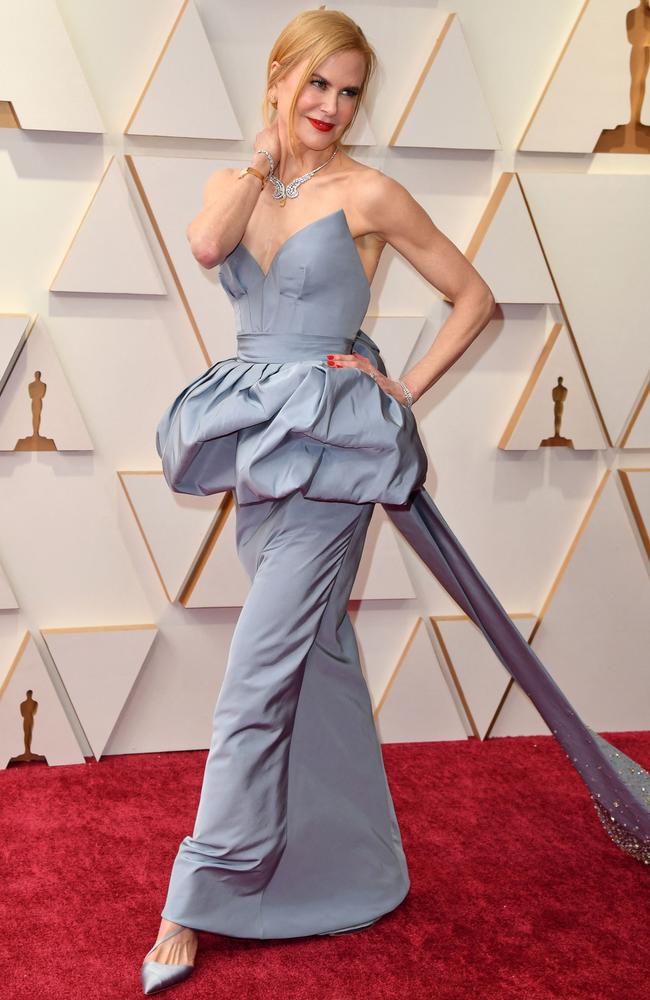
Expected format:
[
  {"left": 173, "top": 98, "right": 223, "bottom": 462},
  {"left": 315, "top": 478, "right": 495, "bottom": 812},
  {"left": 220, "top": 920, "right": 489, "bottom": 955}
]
[
  {"left": 347, "top": 162, "right": 494, "bottom": 304},
  {"left": 341, "top": 161, "right": 394, "bottom": 251},
  {"left": 351, "top": 166, "right": 433, "bottom": 246}
]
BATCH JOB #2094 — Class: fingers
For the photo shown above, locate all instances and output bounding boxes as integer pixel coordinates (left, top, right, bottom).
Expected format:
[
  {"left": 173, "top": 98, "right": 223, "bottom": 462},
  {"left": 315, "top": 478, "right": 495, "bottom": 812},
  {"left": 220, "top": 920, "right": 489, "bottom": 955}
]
[
  {"left": 326, "top": 352, "right": 369, "bottom": 370},
  {"left": 325, "top": 354, "right": 391, "bottom": 394}
]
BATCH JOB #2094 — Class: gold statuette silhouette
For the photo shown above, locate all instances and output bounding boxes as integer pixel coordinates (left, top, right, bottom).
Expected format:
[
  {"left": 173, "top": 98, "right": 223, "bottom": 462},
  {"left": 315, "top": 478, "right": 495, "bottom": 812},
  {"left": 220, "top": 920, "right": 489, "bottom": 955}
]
[
  {"left": 14, "top": 370, "right": 57, "bottom": 451},
  {"left": 595, "top": 1, "right": 650, "bottom": 153},
  {"left": 8, "top": 689, "right": 47, "bottom": 764},
  {"left": 540, "top": 376, "right": 574, "bottom": 448}
]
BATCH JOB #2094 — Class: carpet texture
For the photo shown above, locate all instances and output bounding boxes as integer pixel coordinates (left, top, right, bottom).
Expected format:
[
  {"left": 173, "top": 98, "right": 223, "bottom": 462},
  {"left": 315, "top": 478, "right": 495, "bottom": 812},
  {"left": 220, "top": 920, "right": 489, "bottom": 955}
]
[{"left": 1, "top": 731, "right": 649, "bottom": 1000}]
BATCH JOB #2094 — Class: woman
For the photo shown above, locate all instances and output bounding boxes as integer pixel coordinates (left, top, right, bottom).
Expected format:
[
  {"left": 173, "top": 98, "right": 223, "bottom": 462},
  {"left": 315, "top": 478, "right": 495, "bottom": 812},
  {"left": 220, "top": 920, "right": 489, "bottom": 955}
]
[{"left": 144, "top": 8, "right": 650, "bottom": 995}]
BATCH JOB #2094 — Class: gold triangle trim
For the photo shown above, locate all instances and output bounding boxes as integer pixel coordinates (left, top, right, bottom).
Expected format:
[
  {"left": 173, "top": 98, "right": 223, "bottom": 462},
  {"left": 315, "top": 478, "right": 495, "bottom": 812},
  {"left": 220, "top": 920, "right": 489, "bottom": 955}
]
[
  {"left": 619, "top": 378, "right": 649, "bottom": 448},
  {"left": 125, "top": 154, "right": 211, "bottom": 367},
  {"left": 516, "top": 0, "right": 591, "bottom": 150},
  {"left": 117, "top": 470, "right": 221, "bottom": 603},
  {"left": 490, "top": 172, "right": 614, "bottom": 445},
  {"left": 618, "top": 467, "right": 650, "bottom": 560},
  {"left": 464, "top": 172, "right": 513, "bottom": 266},
  {"left": 487, "top": 467, "right": 611, "bottom": 735},
  {"left": 41, "top": 623, "right": 156, "bottom": 634},
  {"left": 536, "top": 468, "right": 610, "bottom": 624},
  {"left": 48, "top": 156, "right": 115, "bottom": 291},
  {"left": 429, "top": 615, "right": 477, "bottom": 735},
  {"left": 498, "top": 319, "right": 607, "bottom": 449},
  {"left": 516, "top": 174, "right": 613, "bottom": 444},
  {"left": 388, "top": 13, "right": 455, "bottom": 146},
  {"left": 0, "top": 631, "right": 31, "bottom": 700},
  {"left": 124, "top": 0, "right": 190, "bottom": 135},
  {"left": 0, "top": 312, "right": 35, "bottom": 390},
  {"left": 499, "top": 320, "right": 560, "bottom": 448},
  {"left": 373, "top": 617, "right": 422, "bottom": 719},
  {"left": 482, "top": 613, "right": 540, "bottom": 740},
  {"left": 429, "top": 613, "right": 535, "bottom": 739},
  {"left": 178, "top": 490, "right": 234, "bottom": 606},
  {"left": 1, "top": 313, "right": 94, "bottom": 452},
  {"left": 0, "top": 101, "right": 21, "bottom": 128},
  {"left": 117, "top": 472, "right": 171, "bottom": 600}
]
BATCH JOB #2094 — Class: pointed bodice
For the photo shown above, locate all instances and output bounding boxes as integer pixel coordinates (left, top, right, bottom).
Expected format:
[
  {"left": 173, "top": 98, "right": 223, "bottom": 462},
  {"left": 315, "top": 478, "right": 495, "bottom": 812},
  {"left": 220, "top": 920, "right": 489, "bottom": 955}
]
[
  {"left": 218, "top": 209, "right": 371, "bottom": 362},
  {"left": 155, "top": 208, "right": 428, "bottom": 506}
]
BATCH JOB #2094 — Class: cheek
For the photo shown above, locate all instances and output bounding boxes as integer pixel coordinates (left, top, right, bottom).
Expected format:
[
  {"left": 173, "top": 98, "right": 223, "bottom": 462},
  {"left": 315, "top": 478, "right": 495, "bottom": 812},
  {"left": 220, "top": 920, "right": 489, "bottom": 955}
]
[{"left": 296, "top": 92, "right": 317, "bottom": 112}]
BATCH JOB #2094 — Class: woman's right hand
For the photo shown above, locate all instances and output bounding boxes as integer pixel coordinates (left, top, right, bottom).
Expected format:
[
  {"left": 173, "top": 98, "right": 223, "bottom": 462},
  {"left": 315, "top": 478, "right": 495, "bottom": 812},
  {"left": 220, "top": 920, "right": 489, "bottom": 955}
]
[{"left": 254, "top": 119, "right": 281, "bottom": 169}]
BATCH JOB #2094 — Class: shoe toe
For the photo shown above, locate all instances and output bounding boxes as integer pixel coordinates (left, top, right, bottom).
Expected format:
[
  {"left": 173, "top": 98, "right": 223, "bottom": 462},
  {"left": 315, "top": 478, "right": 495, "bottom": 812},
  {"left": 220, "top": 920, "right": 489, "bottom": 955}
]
[{"left": 141, "top": 960, "right": 194, "bottom": 995}]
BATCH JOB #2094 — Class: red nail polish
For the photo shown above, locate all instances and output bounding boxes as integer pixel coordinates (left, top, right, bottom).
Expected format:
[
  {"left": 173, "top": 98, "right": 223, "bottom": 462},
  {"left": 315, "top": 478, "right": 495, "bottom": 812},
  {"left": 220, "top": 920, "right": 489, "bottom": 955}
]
[
  {"left": 335, "top": 363, "right": 342, "bottom": 368},
  {"left": 327, "top": 354, "right": 334, "bottom": 359},
  {"left": 327, "top": 360, "right": 334, "bottom": 366}
]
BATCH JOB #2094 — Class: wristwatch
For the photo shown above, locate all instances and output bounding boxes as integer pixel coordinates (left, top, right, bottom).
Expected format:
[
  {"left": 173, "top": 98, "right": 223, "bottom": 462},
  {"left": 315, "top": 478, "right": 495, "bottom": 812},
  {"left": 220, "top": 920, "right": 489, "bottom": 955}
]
[{"left": 237, "top": 166, "right": 267, "bottom": 189}]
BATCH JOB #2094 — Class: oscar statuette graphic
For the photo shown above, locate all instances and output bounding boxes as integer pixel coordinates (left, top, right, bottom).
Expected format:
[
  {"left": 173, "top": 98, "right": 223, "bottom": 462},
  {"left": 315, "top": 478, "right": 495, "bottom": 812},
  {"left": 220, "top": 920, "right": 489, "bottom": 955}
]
[
  {"left": 540, "top": 376, "right": 574, "bottom": 447},
  {"left": 14, "top": 370, "right": 57, "bottom": 451},
  {"left": 595, "top": 1, "right": 650, "bottom": 152},
  {"left": 8, "top": 689, "right": 47, "bottom": 764}
]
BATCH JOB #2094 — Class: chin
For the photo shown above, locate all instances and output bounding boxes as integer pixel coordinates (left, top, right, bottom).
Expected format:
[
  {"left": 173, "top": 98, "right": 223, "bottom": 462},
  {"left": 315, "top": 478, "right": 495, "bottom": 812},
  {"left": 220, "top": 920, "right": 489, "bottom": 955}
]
[{"left": 302, "top": 120, "right": 339, "bottom": 140}]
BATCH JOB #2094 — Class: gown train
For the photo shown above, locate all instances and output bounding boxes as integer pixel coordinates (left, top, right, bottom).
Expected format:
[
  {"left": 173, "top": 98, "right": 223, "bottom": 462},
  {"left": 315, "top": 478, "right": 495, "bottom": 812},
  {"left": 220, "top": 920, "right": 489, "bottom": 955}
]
[{"left": 351, "top": 330, "right": 650, "bottom": 867}]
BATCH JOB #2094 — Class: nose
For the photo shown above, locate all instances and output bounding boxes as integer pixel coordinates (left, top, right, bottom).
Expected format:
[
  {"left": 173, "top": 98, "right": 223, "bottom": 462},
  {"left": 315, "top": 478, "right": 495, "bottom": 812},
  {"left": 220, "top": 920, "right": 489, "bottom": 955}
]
[{"left": 320, "top": 93, "right": 338, "bottom": 119}]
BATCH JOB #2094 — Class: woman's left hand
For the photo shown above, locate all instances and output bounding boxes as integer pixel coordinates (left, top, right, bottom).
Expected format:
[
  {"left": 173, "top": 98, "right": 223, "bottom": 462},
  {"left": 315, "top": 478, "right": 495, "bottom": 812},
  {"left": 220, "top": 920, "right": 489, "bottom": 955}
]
[{"left": 326, "top": 352, "right": 412, "bottom": 406}]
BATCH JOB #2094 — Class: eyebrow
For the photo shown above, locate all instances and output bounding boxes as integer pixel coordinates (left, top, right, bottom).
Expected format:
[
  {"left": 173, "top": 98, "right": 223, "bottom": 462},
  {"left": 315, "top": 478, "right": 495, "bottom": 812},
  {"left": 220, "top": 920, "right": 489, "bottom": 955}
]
[{"left": 311, "top": 74, "right": 361, "bottom": 91}]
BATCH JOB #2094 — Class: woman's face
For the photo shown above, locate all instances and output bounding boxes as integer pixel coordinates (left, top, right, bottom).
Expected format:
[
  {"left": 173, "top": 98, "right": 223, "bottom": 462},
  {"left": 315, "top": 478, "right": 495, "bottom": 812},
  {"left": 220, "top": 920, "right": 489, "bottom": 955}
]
[{"left": 271, "top": 48, "right": 366, "bottom": 150}]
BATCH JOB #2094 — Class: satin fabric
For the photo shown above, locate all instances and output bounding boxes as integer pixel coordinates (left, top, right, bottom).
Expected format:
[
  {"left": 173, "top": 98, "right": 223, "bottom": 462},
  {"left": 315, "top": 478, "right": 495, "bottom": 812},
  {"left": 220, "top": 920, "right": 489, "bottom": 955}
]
[
  {"left": 156, "top": 209, "right": 427, "bottom": 506},
  {"left": 161, "top": 489, "right": 410, "bottom": 937},
  {"left": 354, "top": 332, "right": 650, "bottom": 865},
  {"left": 158, "top": 211, "right": 418, "bottom": 936},
  {"left": 156, "top": 205, "right": 648, "bottom": 938}
]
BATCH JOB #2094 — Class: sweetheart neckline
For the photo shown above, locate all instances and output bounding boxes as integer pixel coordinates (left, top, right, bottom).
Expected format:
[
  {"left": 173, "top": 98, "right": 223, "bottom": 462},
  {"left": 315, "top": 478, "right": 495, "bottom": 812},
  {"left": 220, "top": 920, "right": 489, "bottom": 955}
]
[{"left": 229, "top": 208, "right": 371, "bottom": 293}]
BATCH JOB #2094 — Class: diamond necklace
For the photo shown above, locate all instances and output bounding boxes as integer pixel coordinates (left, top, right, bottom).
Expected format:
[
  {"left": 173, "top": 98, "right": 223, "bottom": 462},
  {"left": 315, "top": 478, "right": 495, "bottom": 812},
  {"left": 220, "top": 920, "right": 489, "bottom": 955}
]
[{"left": 268, "top": 147, "right": 338, "bottom": 206}]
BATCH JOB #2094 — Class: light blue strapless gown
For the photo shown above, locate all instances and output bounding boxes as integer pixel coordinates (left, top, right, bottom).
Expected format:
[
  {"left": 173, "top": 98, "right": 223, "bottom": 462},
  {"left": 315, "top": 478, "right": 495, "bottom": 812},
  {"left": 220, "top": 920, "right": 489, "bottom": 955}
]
[
  {"left": 156, "top": 209, "right": 427, "bottom": 939},
  {"left": 156, "top": 207, "right": 649, "bottom": 937},
  {"left": 157, "top": 208, "right": 427, "bottom": 507}
]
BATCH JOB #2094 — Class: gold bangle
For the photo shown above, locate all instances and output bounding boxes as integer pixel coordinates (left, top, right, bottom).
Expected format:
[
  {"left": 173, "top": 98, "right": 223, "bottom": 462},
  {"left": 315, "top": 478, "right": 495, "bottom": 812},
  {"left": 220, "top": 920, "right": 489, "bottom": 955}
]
[{"left": 237, "top": 166, "right": 266, "bottom": 189}]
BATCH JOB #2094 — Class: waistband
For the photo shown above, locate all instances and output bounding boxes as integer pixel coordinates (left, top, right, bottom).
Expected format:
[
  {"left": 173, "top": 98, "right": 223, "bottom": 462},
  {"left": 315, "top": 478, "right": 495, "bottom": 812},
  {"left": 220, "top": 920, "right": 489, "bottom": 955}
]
[{"left": 236, "top": 331, "right": 355, "bottom": 363}]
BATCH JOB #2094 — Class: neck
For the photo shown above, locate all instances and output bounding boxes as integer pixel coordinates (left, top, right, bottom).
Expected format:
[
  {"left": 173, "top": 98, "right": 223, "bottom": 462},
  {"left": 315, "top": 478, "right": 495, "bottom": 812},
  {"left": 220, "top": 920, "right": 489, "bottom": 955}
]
[{"left": 273, "top": 119, "right": 338, "bottom": 179}]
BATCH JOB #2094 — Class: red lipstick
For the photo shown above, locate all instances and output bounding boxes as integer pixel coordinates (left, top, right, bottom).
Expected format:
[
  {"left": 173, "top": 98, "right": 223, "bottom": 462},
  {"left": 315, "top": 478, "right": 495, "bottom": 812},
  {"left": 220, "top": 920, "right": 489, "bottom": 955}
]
[{"left": 307, "top": 117, "right": 334, "bottom": 132}]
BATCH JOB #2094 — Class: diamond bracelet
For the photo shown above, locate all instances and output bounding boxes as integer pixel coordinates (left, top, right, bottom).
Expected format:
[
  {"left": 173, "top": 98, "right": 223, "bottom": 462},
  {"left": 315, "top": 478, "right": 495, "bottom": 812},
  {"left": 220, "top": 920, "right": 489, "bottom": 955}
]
[
  {"left": 397, "top": 378, "right": 414, "bottom": 408},
  {"left": 256, "top": 148, "right": 275, "bottom": 174}
]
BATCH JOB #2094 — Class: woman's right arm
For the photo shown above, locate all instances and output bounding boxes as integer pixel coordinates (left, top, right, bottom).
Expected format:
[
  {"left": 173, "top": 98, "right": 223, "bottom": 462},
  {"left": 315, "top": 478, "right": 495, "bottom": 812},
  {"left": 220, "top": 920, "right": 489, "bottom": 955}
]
[{"left": 186, "top": 150, "right": 271, "bottom": 269}]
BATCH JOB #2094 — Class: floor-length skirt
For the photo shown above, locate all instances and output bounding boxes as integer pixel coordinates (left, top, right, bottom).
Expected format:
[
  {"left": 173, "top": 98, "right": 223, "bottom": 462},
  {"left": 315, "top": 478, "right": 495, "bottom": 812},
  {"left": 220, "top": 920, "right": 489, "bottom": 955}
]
[{"left": 161, "top": 488, "right": 410, "bottom": 939}]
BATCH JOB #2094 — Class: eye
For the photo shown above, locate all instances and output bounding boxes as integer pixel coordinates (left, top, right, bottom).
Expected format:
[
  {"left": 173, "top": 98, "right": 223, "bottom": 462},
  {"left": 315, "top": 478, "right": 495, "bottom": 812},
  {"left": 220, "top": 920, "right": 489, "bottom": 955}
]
[{"left": 310, "top": 78, "right": 359, "bottom": 98}]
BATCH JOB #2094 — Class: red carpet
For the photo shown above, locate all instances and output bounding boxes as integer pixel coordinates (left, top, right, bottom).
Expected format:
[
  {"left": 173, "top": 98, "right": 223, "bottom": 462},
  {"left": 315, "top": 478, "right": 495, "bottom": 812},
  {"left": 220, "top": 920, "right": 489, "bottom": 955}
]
[{"left": 2, "top": 732, "right": 649, "bottom": 1000}]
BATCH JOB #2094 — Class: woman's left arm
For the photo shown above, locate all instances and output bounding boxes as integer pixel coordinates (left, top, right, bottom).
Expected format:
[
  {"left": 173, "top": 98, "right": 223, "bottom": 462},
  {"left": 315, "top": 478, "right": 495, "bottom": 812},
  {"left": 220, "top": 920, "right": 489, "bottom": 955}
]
[{"left": 332, "top": 173, "right": 497, "bottom": 406}]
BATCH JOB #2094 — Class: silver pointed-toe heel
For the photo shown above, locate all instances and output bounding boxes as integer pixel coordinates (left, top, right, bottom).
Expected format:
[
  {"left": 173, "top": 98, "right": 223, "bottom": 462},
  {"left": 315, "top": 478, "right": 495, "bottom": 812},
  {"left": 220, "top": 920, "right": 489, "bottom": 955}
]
[{"left": 140, "top": 925, "right": 196, "bottom": 995}]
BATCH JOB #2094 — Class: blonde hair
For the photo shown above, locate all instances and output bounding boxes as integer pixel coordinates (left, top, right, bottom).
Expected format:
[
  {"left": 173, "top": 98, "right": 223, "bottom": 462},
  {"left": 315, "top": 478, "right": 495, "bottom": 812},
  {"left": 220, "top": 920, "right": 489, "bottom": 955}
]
[{"left": 262, "top": 7, "right": 377, "bottom": 159}]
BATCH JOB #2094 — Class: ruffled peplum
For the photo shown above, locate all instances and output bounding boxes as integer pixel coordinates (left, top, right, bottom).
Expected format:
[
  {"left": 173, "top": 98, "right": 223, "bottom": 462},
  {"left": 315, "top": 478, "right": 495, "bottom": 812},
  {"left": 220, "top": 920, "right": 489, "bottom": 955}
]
[
  {"left": 157, "top": 207, "right": 429, "bottom": 506},
  {"left": 155, "top": 341, "right": 428, "bottom": 506}
]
